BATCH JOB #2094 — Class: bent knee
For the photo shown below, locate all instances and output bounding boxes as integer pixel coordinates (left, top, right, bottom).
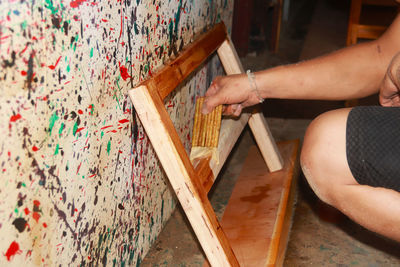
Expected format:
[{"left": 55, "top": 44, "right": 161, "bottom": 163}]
[{"left": 300, "top": 108, "right": 354, "bottom": 205}]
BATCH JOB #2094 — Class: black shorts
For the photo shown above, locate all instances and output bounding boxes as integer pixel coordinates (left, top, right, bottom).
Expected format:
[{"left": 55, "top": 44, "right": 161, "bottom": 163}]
[{"left": 346, "top": 106, "right": 400, "bottom": 192}]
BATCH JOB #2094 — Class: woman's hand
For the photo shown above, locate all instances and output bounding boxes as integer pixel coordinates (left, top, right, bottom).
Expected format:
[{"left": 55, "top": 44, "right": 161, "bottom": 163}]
[
  {"left": 380, "top": 52, "right": 400, "bottom": 107},
  {"left": 202, "top": 73, "right": 263, "bottom": 116}
]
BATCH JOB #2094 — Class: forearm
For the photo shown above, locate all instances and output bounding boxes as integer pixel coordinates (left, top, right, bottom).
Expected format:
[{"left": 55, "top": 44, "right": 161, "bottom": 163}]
[
  {"left": 256, "top": 15, "right": 400, "bottom": 101},
  {"left": 257, "top": 41, "right": 387, "bottom": 101}
]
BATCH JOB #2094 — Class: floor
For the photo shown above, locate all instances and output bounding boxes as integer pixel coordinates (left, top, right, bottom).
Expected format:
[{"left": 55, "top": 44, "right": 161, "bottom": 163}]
[{"left": 141, "top": 0, "right": 400, "bottom": 266}]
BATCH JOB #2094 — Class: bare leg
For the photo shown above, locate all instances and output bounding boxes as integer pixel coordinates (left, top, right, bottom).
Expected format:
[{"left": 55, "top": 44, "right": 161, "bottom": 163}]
[{"left": 300, "top": 108, "right": 400, "bottom": 242}]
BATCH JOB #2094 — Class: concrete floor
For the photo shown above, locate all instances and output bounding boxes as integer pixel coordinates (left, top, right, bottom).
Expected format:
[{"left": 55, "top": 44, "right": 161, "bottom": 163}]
[{"left": 141, "top": 0, "right": 400, "bottom": 265}]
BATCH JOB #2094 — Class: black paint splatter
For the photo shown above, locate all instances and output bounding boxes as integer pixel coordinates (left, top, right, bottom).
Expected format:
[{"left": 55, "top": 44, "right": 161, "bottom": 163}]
[
  {"left": 12, "top": 217, "right": 27, "bottom": 233},
  {"left": 1, "top": 51, "right": 16, "bottom": 68}
]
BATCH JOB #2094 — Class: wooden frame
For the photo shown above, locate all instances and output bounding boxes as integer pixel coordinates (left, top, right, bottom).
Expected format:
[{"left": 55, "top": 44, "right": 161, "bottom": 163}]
[{"left": 129, "top": 22, "right": 286, "bottom": 266}]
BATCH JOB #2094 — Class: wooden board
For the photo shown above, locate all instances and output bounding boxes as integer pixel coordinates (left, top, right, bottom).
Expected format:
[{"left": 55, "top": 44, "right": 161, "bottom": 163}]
[{"left": 204, "top": 140, "right": 299, "bottom": 267}]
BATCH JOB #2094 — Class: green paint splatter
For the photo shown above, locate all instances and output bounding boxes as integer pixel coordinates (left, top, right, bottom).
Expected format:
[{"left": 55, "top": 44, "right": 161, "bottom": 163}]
[
  {"left": 66, "top": 64, "right": 70, "bottom": 72},
  {"left": 21, "top": 20, "right": 28, "bottom": 30},
  {"left": 54, "top": 144, "right": 59, "bottom": 155},
  {"left": 49, "top": 112, "right": 59, "bottom": 135},
  {"left": 73, "top": 121, "right": 78, "bottom": 136},
  {"left": 174, "top": 0, "right": 183, "bottom": 35},
  {"left": 45, "top": 0, "right": 58, "bottom": 14},
  {"left": 107, "top": 140, "right": 111, "bottom": 155},
  {"left": 168, "top": 20, "right": 174, "bottom": 45},
  {"left": 143, "top": 63, "right": 149, "bottom": 74},
  {"left": 59, "top": 122, "right": 65, "bottom": 136},
  {"left": 319, "top": 245, "right": 330, "bottom": 251},
  {"left": 134, "top": 22, "right": 139, "bottom": 34},
  {"left": 98, "top": 233, "right": 103, "bottom": 249},
  {"left": 90, "top": 47, "right": 94, "bottom": 58},
  {"left": 101, "top": 131, "right": 104, "bottom": 138}
]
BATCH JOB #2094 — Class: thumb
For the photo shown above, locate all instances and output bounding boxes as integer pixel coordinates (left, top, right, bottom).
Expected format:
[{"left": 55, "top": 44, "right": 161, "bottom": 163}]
[{"left": 201, "top": 96, "right": 219, "bottom": 114}]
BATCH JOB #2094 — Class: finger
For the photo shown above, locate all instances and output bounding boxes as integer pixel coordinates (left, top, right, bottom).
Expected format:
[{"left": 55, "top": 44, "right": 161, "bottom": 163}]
[
  {"left": 205, "top": 76, "right": 222, "bottom": 97},
  {"left": 202, "top": 94, "right": 221, "bottom": 114},
  {"left": 205, "top": 83, "right": 219, "bottom": 97},
  {"left": 232, "top": 104, "right": 243, "bottom": 117},
  {"left": 222, "top": 104, "right": 237, "bottom": 116},
  {"left": 223, "top": 104, "right": 243, "bottom": 116}
]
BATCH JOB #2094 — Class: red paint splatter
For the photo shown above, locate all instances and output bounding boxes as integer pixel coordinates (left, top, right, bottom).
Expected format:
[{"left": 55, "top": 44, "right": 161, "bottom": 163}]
[
  {"left": 48, "top": 56, "right": 61, "bottom": 70},
  {"left": 119, "top": 65, "right": 131, "bottom": 80},
  {"left": 118, "top": 119, "right": 129, "bottom": 124},
  {"left": 21, "top": 70, "right": 27, "bottom": 76},
  {"left": 78, "top": 109, "right": 83, "bottom": 114},
  {"left": 70, "top": 0, "right": 86, "bottom": 8},
  {"left": 32, "top": 146, "right": 39, "bottom": 152},
  {"left": 101, "top": 18, "right": 108, "bottom": 22},
  {"left": 42, "top": 223, "right": 47, "bottom": 228},
  {"left": 75, "top": 127, "right": 85, "bottom": 134},
  {"left": 10, "top": 114, "right": 21, "bottom": 123},
  {"left": 76, "top": 162, "right": 82, "bottom": 174},
  {"left": 101, "top": 125, "right": 112, "bottom": 130},
  {"left": 24, "top": 208, "right": 30, "bottom": 215},
  {"left": 33, "top": 200, "right": 40, "bottom": 206},
  {"left": 32, "top": 212, "right": 40, "bottom": 223},
  {"left": 5, "top": 241, "right": 21, "bottom": 261}
]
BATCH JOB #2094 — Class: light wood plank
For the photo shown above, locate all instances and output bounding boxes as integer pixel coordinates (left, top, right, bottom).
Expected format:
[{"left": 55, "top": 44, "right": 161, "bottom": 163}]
[
  {"left": 217, "top": 39, "right": 283, "bottom": 173},
  {"left": 203, "top": 140, "right": 299, "bottom": 267},
  {"left": 129, "top": 85, "right": 239, "bottom": 267},
  {"left": 248, "top": 112, "right": 283, "bottom": 172}
]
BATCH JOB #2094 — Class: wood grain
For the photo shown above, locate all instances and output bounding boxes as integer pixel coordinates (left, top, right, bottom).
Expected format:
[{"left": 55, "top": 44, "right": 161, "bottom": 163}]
[
  {"left": 217, "top": 39, "right": 283, "bottom": 174},
  {"left": 192, "top": 97, "right": 222, "bottom": 148},
  {"left": 129, "top": 85, "right": 239, "bottom": 266},
  {"left": 142, "top": 23, "right": 227, "bottom": 100},
  {"left": 203, "top": 140, "right": 299, "bottom": 267}
]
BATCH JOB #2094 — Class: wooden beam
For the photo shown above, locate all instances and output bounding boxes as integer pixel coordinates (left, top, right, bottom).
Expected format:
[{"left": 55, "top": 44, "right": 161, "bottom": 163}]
[
  {"left": 129, "top": 85, "right": 239, "bottom": 267},
  {"left": 142, "top": 23, "right": 227, "bottom": 100},
  {"left": 217, "top": 39, "right": 283, "bottom": 173},
  {"left": 248, "top": 111, "right": 283, "bottom": 172}
]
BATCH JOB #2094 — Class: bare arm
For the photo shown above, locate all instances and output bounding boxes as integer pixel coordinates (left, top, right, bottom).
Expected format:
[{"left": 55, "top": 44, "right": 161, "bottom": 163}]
[{"left": 203, "top": 14, "right": 400, "bottom": 114}]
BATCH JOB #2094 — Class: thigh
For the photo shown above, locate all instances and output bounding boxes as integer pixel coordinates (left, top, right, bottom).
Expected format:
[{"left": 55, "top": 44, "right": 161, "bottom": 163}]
[{"left": 347, "top": 106, "right": 400, "bottom": 192}]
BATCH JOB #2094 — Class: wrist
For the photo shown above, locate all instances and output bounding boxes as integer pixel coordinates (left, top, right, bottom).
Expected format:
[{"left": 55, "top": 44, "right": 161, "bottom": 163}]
[{"left": 246, "top": 70, "right": 264, "bottom": 103}]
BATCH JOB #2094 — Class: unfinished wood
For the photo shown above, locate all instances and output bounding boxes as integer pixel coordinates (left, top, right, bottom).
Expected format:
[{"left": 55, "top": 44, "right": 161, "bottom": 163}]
[
  {"left": 217, "top": 39, "right": 283, "bottom": 173},
  {"left": 203, "top": 140, "right": 299, "bottom": 267},
  {"left": 248, "top": 112, "right": 283, "bottom": 172},
  {"left": 142, "top": 23, "right": 227, "bottom": 100},
  {"left": 266, "top": 140, "right": 300, "bottom": 266},
  {"left": 129, "top": 85, "right": 239, "bottom": 267}
]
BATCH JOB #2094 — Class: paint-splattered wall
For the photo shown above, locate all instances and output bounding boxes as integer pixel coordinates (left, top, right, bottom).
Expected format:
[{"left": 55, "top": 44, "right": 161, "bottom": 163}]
[{"left": 0, "top": 0, "right": 233, "bottom": 265}]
